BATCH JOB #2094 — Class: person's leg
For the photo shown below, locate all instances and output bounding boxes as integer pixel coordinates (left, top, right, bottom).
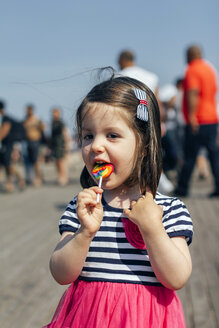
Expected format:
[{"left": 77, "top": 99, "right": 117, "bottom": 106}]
[
  {"left": 196, "top": 148, "right": 209, "bottom": 179},
  {"left": 175, "top": 126, "right": 201, "bottom": 196},
  {"left": 29, "top": 141, "right": 42, "bottom": 186},
  {"left": 204, "top": 124, "right": 219, "bottom": 196},
  {"left": 23, "top": 141, "right": 32, "bottom": 184},
  {"left": 3, "top": 145, "right": 15, "bottom": 192},
  {"left": 9, "top": 164, "right": 26, "bottom": 189},
  {"left": 56, "top": 157, "right": 68, "bottom": 186},
  {"left": 4, "top": 165, "right": 15, "bottom": 192},
  {"left": 176, "top": 125, "right": 185, "bottom": 168}
]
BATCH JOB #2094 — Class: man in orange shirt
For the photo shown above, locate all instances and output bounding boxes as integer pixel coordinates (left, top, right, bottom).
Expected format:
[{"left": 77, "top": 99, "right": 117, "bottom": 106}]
[{"left": 175, "top": 45, "right": 219, "bottom": 197}]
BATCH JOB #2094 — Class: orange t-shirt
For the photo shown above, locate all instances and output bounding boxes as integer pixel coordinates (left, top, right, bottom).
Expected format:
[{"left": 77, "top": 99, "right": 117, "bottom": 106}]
[{"left": 183, "top": 59, "right": 218, "bottom": 124}]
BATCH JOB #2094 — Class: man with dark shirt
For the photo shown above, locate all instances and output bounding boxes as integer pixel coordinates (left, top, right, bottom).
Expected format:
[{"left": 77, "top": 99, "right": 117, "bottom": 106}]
[{"left": 0, "top": 101, "right": 25, "bottom": 192}]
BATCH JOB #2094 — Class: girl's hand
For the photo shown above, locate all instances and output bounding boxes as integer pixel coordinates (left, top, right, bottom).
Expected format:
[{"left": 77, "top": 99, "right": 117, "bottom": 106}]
[
  {"left": 76, "top": 186, "right": 103, "bottom": 238},
  {"left": 123, "top": 191, "right": 163, "bottom": 235}
]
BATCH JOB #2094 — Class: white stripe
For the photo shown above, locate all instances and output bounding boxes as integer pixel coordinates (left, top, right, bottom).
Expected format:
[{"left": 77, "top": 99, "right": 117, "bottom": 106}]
[
  {"left": 91, "top": 241, "right": 136, "bottom": 249},
  {"left": 164, "top": 208, "right": 189, "bottom": 218},
  {"left": 63, "top": 210, "right": 77, "bottom": 217},
  {"left": 101, "top": 220, "right": 123, "bottom": 227},
  {"left": 59, "top": 218, "right": 79, "bottom": 228},
  {"left": 163, "top": 216, "right": 191, "bottom": 227},
  {"left": 165, "top": 224, "right": 193, "bottom": 233},
  {"left": 80, "top": 271, "right": 158, "bottom": 283},
  {"left": 97, "top": 231, "right": 125, "bottom": 237},
  {"left": 104, "top": 211, "right": 123, "bottom": 218}
]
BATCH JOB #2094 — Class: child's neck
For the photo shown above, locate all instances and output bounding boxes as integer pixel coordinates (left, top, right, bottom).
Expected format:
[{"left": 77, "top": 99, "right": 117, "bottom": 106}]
[{"left": 103, "top": 185, "right": 141, "bottom": 209}]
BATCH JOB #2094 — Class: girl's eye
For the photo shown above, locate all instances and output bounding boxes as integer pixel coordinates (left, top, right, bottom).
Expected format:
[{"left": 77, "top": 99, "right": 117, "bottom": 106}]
[
  {"left": 83, "top": 134, "right": 93, "bottom": 140},
  {"left": 108, "top": 133, "right": 119, "bottom": 139}
]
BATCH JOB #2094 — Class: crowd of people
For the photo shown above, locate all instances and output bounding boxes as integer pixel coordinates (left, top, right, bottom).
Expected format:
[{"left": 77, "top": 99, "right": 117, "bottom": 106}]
[
  {"left": 117, "top": 46, "right": 219, "bottom": 198},
  {"left": 0, "top": 102, "right": 73, "bottom": 192},
  {"left": 1, "top": 44, "right": 218, "bottom": 198}
]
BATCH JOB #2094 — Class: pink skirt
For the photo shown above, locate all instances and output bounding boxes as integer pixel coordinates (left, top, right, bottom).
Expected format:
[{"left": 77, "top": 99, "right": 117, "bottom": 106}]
[{"left": 44, "top": 280, "right": 186, "bottom": 328}]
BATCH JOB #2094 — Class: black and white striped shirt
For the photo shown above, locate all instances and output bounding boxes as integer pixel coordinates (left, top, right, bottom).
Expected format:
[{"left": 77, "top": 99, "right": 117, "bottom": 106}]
[{"left": 59, "top": 192, "right": 193, "bottom": 286}]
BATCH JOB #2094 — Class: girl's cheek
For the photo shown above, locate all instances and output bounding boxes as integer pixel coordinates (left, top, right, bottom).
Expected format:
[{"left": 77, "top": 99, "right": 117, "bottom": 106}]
[{"left": 82, "top": 146, "right": 89, "bottom": 156}]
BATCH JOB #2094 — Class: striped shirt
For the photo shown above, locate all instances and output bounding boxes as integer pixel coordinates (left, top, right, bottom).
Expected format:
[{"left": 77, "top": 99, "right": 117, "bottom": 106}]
[{"left": 59, "top": 192, "right": 193, "bottom": 286}]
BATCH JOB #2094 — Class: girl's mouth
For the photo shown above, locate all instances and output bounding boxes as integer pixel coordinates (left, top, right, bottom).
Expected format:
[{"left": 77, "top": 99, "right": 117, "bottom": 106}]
[{"left": 93, "top": 160, "right": 111, "bottom": 168}]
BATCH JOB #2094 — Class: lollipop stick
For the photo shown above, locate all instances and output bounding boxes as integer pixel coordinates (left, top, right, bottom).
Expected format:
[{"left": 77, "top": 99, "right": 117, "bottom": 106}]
[{"left": 97, "top": 176, "right": 103, "bottom": 203}]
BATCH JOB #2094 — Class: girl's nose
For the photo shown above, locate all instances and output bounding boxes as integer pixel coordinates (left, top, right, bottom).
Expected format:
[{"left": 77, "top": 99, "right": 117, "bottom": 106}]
[{"left": 91, "top": 136, "right": 105, "bottom": 153}]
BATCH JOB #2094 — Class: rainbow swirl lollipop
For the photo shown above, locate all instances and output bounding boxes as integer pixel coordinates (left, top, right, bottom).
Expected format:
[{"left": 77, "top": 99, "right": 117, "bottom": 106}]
[
  {"left": 92, "top": 163, "right": 114, "bottom": 180},
  {"left": 92, "top": 163, "right": 114, "bottom": 202}
]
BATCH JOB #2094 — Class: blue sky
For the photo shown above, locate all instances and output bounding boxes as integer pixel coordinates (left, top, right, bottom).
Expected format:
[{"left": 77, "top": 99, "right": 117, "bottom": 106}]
[{"left": 1, "top": 0, "right": 218, "bottom": 132}]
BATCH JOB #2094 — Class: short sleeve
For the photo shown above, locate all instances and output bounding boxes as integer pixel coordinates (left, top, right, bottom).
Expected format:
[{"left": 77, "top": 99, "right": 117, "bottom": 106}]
[
  {"left": 3, "top": 116, "right": 11, "bottom": 124},
  {"left": 162, "top": 197, "right": 193, "bottom": 245},
  {"left": 186, "top": 67, "right": 200, "bottom": 90},
  {"left": 59, "top": 196, "right": 80, "bottom": 235}
]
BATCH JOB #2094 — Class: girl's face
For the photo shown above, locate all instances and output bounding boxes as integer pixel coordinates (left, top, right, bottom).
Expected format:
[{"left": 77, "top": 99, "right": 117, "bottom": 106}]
[{"left": 81, "top": 103, "right": 138, "bottom": 192}]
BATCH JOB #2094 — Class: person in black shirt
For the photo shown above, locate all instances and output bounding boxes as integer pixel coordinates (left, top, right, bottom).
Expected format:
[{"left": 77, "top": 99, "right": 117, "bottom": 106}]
[
  {"left": 51, "top": 108, "right": 69, "bottom": 186},
  {"left": 0, "top": 101, "right": 25, "bottom": 192}
]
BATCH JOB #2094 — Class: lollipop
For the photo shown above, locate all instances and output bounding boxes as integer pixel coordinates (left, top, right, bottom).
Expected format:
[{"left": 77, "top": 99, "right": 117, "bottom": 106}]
[{"left": 92, "top": 163, "right": 114, "bottom": 201}]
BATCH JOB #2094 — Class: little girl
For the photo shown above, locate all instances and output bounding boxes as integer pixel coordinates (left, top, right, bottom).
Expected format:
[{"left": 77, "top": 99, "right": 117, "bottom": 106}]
[{"left": 44, "top": 76, "right": 193, "bottom": 328}]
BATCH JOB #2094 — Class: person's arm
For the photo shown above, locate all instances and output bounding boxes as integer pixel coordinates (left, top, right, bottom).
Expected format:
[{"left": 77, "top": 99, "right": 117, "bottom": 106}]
[
  {"left": 50, "top": 186, "right": 103, "bottom": 285},
  {"left": 0, "top": 122, "right": 11, "bottom": 141},
  {"left": 124, "top": 192, "right": 192, "bottom": 290},
  {"left": 187, "top": 89, "right": 199, "bottom": 132}
]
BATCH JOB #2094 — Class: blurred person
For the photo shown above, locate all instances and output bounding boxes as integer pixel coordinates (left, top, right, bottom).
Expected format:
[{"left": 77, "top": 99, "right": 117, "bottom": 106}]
[
  {"left": 0, "top": 101, "right": 25, "bottom": 192},
  {"left": 50, "top": 108, "right": 70, "bottom": 186},
  {"left": 175, "top": 45, "right": 219, "bottom": 197},
  {"left": 118, "top": 50, "right": 159, "bottom": 93},
  {"left": 159, "top": 84, "right": 179, "bottom": 173},
  {"left": 118, "top": 50, "right": 164, "bottom": 119},
  {"left": 175, "top": 78, "right": 185, "bottom": 126},
  {"left": 175, "top": 78, "right": 210, "bottom": 179},
  {"left": 23, "top": 104, "right": 44, "bottom": 186},
  {"left": 174, "top": 78, "right": 185, "bottom": 165}
]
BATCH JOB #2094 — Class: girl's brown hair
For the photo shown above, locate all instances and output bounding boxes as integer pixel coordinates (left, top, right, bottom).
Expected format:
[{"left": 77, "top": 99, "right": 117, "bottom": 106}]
[{"left": 76, "top": 75, "right": 162, "bottom": 197}]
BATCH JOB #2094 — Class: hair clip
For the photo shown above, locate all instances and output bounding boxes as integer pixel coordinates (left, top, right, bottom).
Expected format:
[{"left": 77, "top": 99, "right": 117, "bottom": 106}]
[{"left": 134, "top": 88, "right": 148, "bottom": 122}]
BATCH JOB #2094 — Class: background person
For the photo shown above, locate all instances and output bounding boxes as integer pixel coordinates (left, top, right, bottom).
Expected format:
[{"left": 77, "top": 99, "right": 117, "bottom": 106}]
[
  {"left": 118, "top": 50, "right": 159, "bottom": 96},
  {"left": 159, "top": 84, "right": 179, "bottom": 173},
  {"left": 50, "top": 108, "right": 69, "bottom": 186},
  {"left": 175, "top": 77, "right": 210, "bottom": 179},
  {"left": 23, "top": 104, "right": 45, "bottom": 186},
  {"left": 174, "top": 45, "right": 219, "bottom": 197},
  {"left": 0, "top": 101, "right": 25, "bottom": 192}
]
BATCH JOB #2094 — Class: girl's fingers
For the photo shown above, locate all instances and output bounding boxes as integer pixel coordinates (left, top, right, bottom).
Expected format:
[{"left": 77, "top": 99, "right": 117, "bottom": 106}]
[
  {"left": 78, "top": 187, "right": 103, "bottom": 201},
  {"left": 90, "top": 186, "right": 104, "bottom": 193},
  {"left": 76, "top": 198, "right": 97, "bottom": 211},
  {"left": 123, "top": 208, "right": 131, "bottom": 217},
  {"left": 77, "top": 187, "right": 104, "bottom": 212},
  {"left": 130, "top": 200, "right": 137, "bottom": 208},
  {"left": 145, "top": 189, "right": 154, "bottom": 199}
]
